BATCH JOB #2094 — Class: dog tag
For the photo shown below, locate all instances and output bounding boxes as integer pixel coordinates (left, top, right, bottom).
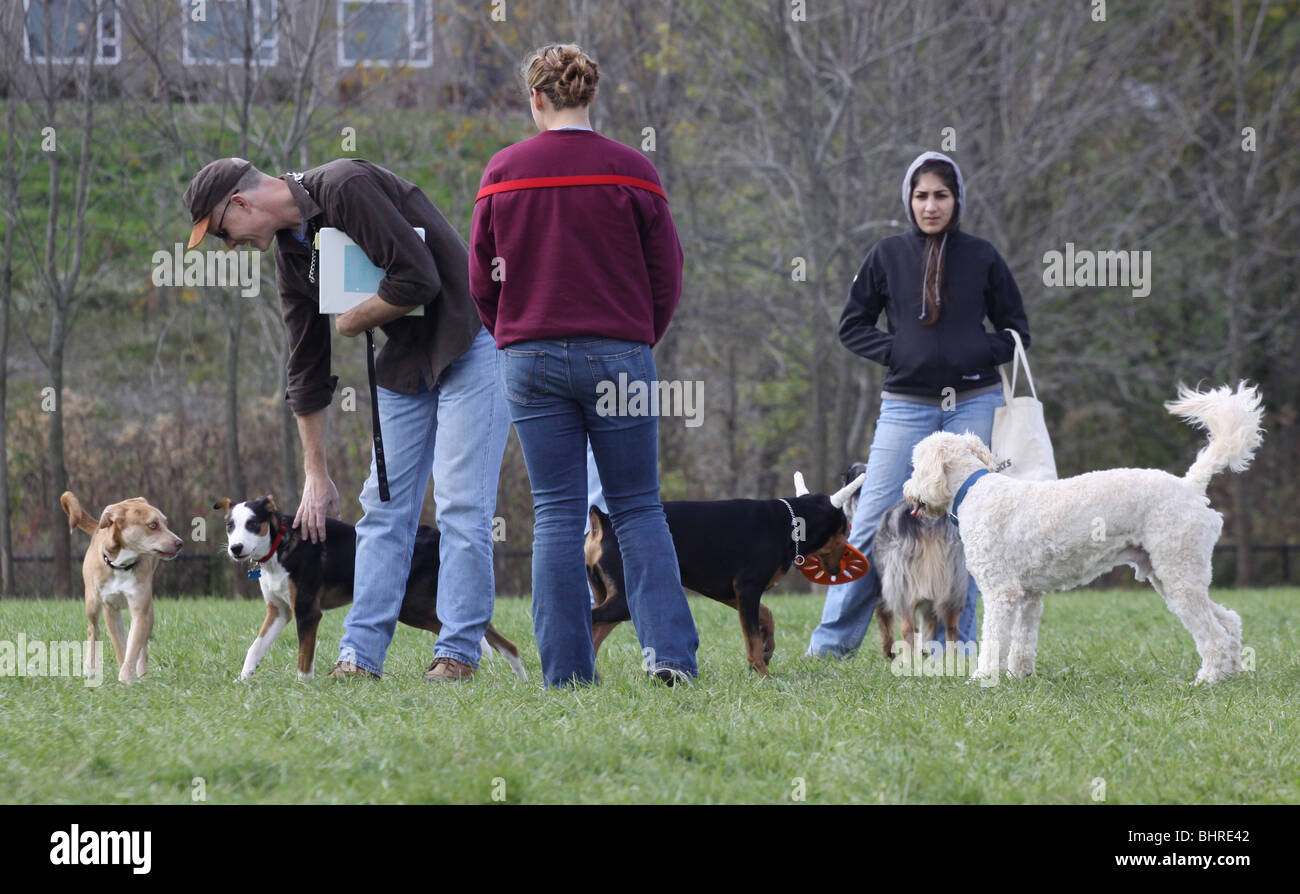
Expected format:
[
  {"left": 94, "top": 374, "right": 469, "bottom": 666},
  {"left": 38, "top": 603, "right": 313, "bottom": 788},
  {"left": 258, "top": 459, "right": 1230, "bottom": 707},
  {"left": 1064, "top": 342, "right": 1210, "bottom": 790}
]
[{"left": 247, "top": 567, "right": 261, "bottom": 580}]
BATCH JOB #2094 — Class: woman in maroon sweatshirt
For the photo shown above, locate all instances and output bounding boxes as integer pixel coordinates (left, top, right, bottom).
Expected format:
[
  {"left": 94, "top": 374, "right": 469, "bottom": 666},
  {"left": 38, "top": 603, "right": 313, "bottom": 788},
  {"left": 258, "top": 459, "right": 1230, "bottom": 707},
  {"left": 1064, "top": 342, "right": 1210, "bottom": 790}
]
[{"left": 470, "top": 44, "right": 699, "bottom": 688}]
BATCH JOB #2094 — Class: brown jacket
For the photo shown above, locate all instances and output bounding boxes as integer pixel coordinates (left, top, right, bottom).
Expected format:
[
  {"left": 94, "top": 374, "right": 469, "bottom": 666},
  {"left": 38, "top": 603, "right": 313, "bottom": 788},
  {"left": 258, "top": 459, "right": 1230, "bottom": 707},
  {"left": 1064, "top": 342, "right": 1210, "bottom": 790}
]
[{"left": 275, "top": 159, "right": 481, "bottom": 414}]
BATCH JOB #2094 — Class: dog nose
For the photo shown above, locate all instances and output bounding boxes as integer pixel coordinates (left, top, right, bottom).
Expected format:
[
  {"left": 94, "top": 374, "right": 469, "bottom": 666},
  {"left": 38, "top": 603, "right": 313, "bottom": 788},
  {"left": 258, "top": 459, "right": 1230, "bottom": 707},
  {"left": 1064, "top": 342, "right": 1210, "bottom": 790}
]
[{"left": 230, "top": 543, "right": 243, "bottom": 556}]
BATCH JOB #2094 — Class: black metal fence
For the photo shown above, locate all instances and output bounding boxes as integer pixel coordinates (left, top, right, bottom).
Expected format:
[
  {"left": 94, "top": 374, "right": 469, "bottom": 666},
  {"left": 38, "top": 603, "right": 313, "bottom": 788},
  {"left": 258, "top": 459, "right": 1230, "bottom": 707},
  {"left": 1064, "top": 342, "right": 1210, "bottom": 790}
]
[{"left": 5, "top": 544, "right": 1298, "bottom": 599}]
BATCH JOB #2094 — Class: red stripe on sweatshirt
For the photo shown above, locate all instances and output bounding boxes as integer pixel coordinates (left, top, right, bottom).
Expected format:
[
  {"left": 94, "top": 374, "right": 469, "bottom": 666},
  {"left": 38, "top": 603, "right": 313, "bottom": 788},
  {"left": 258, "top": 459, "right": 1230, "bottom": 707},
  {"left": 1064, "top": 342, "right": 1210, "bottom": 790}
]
[{"left": 475, "top": 174, "right": 667, "bottom": 202}]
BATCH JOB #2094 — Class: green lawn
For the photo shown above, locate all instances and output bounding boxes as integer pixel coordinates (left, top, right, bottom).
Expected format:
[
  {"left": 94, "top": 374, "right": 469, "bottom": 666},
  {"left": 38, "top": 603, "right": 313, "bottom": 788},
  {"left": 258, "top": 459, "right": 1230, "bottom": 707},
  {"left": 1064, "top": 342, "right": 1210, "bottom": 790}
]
[{"left": 1, "top": 590, "right": 1296, "bottom": 804}]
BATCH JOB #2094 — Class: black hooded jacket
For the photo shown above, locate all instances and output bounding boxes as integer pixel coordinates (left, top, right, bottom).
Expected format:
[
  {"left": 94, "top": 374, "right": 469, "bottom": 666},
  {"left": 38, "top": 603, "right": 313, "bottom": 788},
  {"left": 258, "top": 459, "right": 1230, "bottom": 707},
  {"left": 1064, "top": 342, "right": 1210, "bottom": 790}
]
[{"left": 839, "top": 152, "right": 1030, "bottom": 399}]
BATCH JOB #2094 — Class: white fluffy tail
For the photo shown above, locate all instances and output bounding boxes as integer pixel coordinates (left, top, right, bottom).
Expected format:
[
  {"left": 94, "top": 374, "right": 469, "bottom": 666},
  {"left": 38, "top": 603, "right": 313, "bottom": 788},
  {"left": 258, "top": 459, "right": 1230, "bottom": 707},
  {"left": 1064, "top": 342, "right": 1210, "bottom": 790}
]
[{"left": 1165, "top": 381, "right": 1264, "bottom": 493}]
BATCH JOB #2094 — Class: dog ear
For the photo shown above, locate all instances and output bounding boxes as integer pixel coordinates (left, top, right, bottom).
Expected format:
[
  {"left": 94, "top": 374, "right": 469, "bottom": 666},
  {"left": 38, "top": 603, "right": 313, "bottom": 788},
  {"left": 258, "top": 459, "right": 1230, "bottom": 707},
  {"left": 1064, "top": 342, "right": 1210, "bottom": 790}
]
[
  {"left": 907, "top": 435, "right": 954, "bottom": 508},
  {"left": 97, "top": 504, "right": 125, "bottom": 549},
  {"left": 963, "top": 433, "right": 996, "bottom": 470},
  {"left": 587, "top": 507, "right": 605, "bottom": 541},
  {"left": 212, "top": 498, "right": 232, "bottom": 516},
  {"left": 98, "top": 504, "right": 124, "bottom": 529},
  {"left": 263, "top": 494, "right": 277, "bottom": 514}
]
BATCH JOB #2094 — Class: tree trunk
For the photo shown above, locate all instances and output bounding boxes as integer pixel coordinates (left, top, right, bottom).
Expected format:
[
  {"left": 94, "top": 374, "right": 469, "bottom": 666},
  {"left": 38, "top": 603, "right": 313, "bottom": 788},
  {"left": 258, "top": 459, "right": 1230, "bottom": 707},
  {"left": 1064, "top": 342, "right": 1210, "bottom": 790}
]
[
  {"left": 0, "top": 222, "right": 12, "bottom": 596},
  {"left": 48, "top": 323, "right": 71, "bottom": 598},
  {"left": 0, "top": 91, "right": 15, "bottom": 596},
  {"left": 225, "top": 293, "right": 248, "bottom": 597}
]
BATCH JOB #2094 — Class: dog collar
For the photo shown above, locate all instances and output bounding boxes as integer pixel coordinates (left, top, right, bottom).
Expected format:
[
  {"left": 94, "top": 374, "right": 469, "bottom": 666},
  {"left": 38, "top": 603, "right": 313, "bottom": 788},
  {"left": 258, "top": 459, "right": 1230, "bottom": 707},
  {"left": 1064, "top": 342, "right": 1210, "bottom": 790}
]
[
  {"left": 102, "top": 552, "right": 137, "bottom": 571},
  {"left": 950, "top": 469, "right": 991, "bottom": 526},
  {"left": 255, "top": 528, "right": 285, "bottom": 564}
]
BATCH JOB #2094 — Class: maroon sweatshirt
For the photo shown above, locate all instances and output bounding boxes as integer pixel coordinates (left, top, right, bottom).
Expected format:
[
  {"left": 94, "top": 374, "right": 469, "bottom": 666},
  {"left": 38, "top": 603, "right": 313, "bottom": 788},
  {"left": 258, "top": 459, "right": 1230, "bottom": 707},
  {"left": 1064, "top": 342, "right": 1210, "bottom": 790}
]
[{"left": 469, "top": 129, "right": 683, "bottom": 348}]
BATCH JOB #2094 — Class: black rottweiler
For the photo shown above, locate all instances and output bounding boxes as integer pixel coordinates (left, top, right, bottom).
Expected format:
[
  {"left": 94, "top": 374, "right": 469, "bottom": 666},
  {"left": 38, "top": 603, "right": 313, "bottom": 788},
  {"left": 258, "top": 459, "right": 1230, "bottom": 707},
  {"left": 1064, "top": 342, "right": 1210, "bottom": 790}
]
[{"left": 586, "top": 473, "right": 865, "bottom": 674}]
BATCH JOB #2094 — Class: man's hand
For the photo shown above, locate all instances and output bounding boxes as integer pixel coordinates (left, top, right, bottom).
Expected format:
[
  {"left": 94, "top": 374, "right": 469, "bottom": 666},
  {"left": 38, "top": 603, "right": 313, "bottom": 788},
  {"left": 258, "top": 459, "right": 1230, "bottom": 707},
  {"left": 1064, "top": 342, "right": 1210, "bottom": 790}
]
[
  {"left": 294, "top": 471, "right": 340, "bottom": 543},
  {"left": 335, "top": 293, "right": 418, "bottom": 337},
  {"left": 334, "top": 307, "right": 366, "bottom": 337}
]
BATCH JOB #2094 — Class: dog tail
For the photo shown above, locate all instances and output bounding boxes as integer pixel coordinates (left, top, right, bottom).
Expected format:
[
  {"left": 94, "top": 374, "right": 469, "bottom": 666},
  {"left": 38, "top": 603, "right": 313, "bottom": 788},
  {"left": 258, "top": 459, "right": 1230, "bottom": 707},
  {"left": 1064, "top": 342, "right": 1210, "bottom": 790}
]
[
  {"left": 59, "top": 491, "right": 98, "bottom": 535},
  {"left": 1165, "top": 381, "right": 1264, "bottom": 493}
]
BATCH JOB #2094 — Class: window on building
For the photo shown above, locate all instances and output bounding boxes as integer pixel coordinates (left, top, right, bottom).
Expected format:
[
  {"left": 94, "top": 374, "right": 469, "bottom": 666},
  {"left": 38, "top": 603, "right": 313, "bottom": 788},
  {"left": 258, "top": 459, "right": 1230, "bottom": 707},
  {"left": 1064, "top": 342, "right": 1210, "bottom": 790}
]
[
  {"left": 24, "top": 0, "right": 121, "bottom": 65},
  {"left": 337, "top": 0, "right": 432, "bottom": 68},
  {"left": 184, "top": 0, "right": 278, "bottom": 66}
]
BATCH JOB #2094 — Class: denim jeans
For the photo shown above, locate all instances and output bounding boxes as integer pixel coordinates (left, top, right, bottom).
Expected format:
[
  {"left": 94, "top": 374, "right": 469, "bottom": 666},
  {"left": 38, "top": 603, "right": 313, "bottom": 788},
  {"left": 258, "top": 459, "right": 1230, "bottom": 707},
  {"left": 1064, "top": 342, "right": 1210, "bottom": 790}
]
[
  {"left": 806, "top": 389, "right": 1003, "bottom": 658},
  {"left": 339, "top": 326, "right": 509, "bottom": 675},
  {"left": 502, "top": 337, "right": 699, "bottom": 687}
]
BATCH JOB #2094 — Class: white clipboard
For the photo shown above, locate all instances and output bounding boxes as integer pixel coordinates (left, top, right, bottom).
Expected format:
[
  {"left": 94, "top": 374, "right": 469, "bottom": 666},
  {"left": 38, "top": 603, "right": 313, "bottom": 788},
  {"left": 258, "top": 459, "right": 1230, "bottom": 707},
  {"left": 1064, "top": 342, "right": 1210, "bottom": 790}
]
[{"left": 317, "top": 226, "right": 425, "bottom": 316}]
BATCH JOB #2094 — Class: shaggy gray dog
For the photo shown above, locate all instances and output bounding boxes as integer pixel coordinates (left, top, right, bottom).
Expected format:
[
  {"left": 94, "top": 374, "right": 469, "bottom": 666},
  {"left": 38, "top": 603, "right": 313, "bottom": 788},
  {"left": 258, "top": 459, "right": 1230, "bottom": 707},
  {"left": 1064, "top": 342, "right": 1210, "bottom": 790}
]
[{"left": 872, "top": 500, "right": 968, "bottom": 660}]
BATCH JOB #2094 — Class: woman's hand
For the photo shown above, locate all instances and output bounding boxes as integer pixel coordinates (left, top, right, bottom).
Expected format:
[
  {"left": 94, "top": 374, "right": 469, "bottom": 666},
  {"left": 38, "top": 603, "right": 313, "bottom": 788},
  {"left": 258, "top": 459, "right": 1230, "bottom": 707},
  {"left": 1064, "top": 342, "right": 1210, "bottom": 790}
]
[{"left": 294, "top": 472, "right": 340, "bottom": 543}]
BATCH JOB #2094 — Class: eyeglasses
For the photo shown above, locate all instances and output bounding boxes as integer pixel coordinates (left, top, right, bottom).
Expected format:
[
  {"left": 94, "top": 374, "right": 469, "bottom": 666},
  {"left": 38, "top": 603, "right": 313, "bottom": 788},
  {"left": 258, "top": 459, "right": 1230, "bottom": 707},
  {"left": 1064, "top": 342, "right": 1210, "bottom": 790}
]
[{"left": 212, "top": 194, "right": 235, "bottom": 241}]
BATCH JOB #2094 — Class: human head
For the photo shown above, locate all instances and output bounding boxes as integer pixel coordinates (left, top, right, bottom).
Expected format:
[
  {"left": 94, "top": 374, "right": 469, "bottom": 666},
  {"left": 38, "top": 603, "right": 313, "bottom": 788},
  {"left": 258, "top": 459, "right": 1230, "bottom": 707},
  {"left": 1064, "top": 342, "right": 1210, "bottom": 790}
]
[
  {"left": 520, "top": 43, "right": 598, "bottom": 129},
  {"left": 901, "top": 150, "right": 964, "bottom": 234},
  {"left": 183, "top": 158, "right": 284, "bottom": 251}
]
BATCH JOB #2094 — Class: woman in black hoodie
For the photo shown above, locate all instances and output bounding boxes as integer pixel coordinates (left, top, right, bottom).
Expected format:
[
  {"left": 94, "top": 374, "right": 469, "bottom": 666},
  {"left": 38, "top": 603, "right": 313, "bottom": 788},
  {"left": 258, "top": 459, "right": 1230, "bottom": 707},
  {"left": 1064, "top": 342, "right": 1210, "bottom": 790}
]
[{"left": 806, "top": 151, "right": 1031, "bottom": 658}]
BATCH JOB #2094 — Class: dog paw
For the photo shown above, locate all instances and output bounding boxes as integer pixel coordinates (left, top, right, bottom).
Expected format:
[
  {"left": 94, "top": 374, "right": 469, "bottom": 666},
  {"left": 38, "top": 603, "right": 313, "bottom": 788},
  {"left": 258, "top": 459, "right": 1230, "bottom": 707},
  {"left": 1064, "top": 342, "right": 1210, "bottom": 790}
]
[{"left": 1194, "top": 666, "right": 1233, "bottom": 685}]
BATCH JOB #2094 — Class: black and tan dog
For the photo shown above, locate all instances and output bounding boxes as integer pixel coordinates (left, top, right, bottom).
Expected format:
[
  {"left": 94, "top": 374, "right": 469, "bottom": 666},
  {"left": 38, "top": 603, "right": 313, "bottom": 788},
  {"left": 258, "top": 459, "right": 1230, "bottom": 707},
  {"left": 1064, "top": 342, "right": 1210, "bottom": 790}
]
[
  {"left": 214, "top": 495, "right": 526, "bottom": 681},
  {"left": 586, "top": 472, "right": 866, "bottom": 674}
]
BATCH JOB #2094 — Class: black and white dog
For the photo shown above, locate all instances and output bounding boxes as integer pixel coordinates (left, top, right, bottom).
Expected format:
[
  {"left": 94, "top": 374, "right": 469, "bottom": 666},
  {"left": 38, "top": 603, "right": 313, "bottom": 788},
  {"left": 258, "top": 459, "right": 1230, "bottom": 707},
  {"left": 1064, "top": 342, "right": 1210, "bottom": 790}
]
[
  {"left": 840, "top": 463, "right": 968, "bottom": 659},
  {"left": 215, "top": 495, "right": 528, "bottom": 681}
]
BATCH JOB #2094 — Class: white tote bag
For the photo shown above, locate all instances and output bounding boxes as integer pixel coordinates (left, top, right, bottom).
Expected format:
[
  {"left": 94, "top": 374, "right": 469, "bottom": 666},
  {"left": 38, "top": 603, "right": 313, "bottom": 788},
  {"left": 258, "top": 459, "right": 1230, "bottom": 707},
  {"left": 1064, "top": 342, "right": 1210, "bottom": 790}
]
[{"left": 991, "top": 329, "right": 1058, "bottom": 480}]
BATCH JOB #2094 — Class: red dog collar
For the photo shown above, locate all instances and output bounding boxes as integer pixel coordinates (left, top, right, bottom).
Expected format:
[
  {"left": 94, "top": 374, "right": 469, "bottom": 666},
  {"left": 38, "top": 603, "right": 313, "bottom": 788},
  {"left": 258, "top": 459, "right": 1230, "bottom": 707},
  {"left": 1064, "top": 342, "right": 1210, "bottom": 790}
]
[{"left": 255, "top": 528, "right": 284, "bottom": 564}]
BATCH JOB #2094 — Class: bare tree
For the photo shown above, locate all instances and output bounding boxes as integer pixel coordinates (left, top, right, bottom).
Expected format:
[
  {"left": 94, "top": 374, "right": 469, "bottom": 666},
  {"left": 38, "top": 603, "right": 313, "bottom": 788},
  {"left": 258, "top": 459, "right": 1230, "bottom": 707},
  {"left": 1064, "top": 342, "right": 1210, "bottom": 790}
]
[
  {"left": 0, "top": 48, "right": 20, "bottom": 596},
  {"left": 4, "top": 0, "right": 110, "bottom": 596},
  {"left": 1163, "top": 0, "right": 1300, "bottom": 585}
]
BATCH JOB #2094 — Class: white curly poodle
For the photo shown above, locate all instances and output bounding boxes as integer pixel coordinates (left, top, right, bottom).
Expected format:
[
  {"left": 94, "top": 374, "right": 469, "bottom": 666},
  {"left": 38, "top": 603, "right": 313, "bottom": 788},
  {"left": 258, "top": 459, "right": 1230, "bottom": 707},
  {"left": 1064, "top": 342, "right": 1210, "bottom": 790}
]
[{"left": 902, "top": 382, "right": 1264, "bottom": 685}]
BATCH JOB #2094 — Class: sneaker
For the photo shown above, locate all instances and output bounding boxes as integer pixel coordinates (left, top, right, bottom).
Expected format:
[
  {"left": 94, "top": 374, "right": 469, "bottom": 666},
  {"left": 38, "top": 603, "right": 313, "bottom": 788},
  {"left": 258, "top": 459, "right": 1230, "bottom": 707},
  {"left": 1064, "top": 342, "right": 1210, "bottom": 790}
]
[
  {"left": 652, "top": 667, "right": 695, "bottom": 687},
  {"left": 425, "top": 656, "right": 475, "bottom": 682},
  {"left": 326, "top": 660, "right": 379, "bottom": 680}
]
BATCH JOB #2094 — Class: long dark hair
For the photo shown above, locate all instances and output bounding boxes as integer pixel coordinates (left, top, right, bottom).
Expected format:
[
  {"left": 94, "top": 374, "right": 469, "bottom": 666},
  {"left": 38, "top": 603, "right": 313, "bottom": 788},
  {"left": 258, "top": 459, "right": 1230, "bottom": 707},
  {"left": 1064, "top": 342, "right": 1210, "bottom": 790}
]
[{"left": 911, "top": 160, "right": 960, "bottom": 326}]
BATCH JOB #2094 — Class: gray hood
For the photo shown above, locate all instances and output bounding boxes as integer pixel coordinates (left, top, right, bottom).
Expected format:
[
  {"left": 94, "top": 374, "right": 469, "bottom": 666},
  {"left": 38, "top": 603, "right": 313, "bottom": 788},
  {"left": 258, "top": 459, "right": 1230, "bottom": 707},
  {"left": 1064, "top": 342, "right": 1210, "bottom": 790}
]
[{"left": 901, "top": 151, "right": 964, "bottom": 232}]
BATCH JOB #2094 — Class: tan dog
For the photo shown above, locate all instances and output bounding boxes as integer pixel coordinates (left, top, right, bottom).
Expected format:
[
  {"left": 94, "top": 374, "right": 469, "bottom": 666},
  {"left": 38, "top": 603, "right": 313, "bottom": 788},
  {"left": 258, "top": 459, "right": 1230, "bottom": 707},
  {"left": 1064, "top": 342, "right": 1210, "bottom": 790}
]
[{"left": 60, "top": 492, "right": 184, "bottom": 683}]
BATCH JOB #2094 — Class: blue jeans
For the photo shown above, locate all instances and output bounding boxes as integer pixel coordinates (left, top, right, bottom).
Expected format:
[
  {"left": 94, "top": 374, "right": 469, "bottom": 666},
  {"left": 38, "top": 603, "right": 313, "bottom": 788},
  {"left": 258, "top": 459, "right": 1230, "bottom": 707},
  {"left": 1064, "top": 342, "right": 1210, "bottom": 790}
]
[
  {"left": 502, "top": 337, "right": 699, "bottom": 687},
  {"left": 339, "top": 326, "right": 509, "bottom": 675},
  {"left": 806, "top": 390, "right": 1003, "bottom": 658}
]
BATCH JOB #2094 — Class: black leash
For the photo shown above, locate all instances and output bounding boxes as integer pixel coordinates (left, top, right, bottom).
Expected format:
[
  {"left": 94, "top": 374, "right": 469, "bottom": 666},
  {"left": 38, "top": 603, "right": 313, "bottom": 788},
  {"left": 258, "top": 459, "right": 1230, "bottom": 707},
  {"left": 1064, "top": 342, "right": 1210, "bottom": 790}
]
[{"left": 365, "top": 328, "right": 390, "bottom": 502}]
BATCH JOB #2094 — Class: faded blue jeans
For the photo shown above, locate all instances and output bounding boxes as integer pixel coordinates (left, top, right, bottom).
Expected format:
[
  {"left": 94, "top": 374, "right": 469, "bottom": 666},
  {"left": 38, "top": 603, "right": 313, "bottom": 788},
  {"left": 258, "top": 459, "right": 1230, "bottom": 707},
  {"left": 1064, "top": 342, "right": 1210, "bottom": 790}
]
[
  {"left": 339, "top": 326, "right": 509, "bottom": 675},
  {"left": 806, "top": 389, "right": 1003, "bottom": 658},
  {"left": 502, "top": 337, "right": 699, "bottom": 688}
]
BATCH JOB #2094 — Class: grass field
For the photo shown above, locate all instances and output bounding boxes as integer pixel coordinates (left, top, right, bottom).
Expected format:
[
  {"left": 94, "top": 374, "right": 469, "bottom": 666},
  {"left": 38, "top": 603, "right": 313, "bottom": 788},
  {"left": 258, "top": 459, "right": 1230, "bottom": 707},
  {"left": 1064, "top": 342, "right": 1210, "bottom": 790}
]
[{"left": 1, "top": 589, "right": 1297, "bottom": 804}]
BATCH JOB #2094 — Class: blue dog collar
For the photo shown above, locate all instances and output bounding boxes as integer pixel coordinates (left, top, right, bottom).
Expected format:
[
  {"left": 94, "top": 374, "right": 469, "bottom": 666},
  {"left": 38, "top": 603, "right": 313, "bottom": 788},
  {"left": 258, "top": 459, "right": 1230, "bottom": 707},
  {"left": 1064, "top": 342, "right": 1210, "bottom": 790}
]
[{"left": 950, "top": 469, "right": 990, "bottom": 526}]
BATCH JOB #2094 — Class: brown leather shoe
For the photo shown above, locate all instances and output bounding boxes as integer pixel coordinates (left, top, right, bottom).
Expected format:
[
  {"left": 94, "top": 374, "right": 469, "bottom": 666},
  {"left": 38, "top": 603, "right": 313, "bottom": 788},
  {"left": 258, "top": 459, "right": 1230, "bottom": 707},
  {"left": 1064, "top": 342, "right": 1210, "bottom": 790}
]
[
  {"left": 326, "top": 660, "right": 380, "bottom": 680},
  {"left": 425, "top": 656, "right": 475, "bottom": 682}
]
